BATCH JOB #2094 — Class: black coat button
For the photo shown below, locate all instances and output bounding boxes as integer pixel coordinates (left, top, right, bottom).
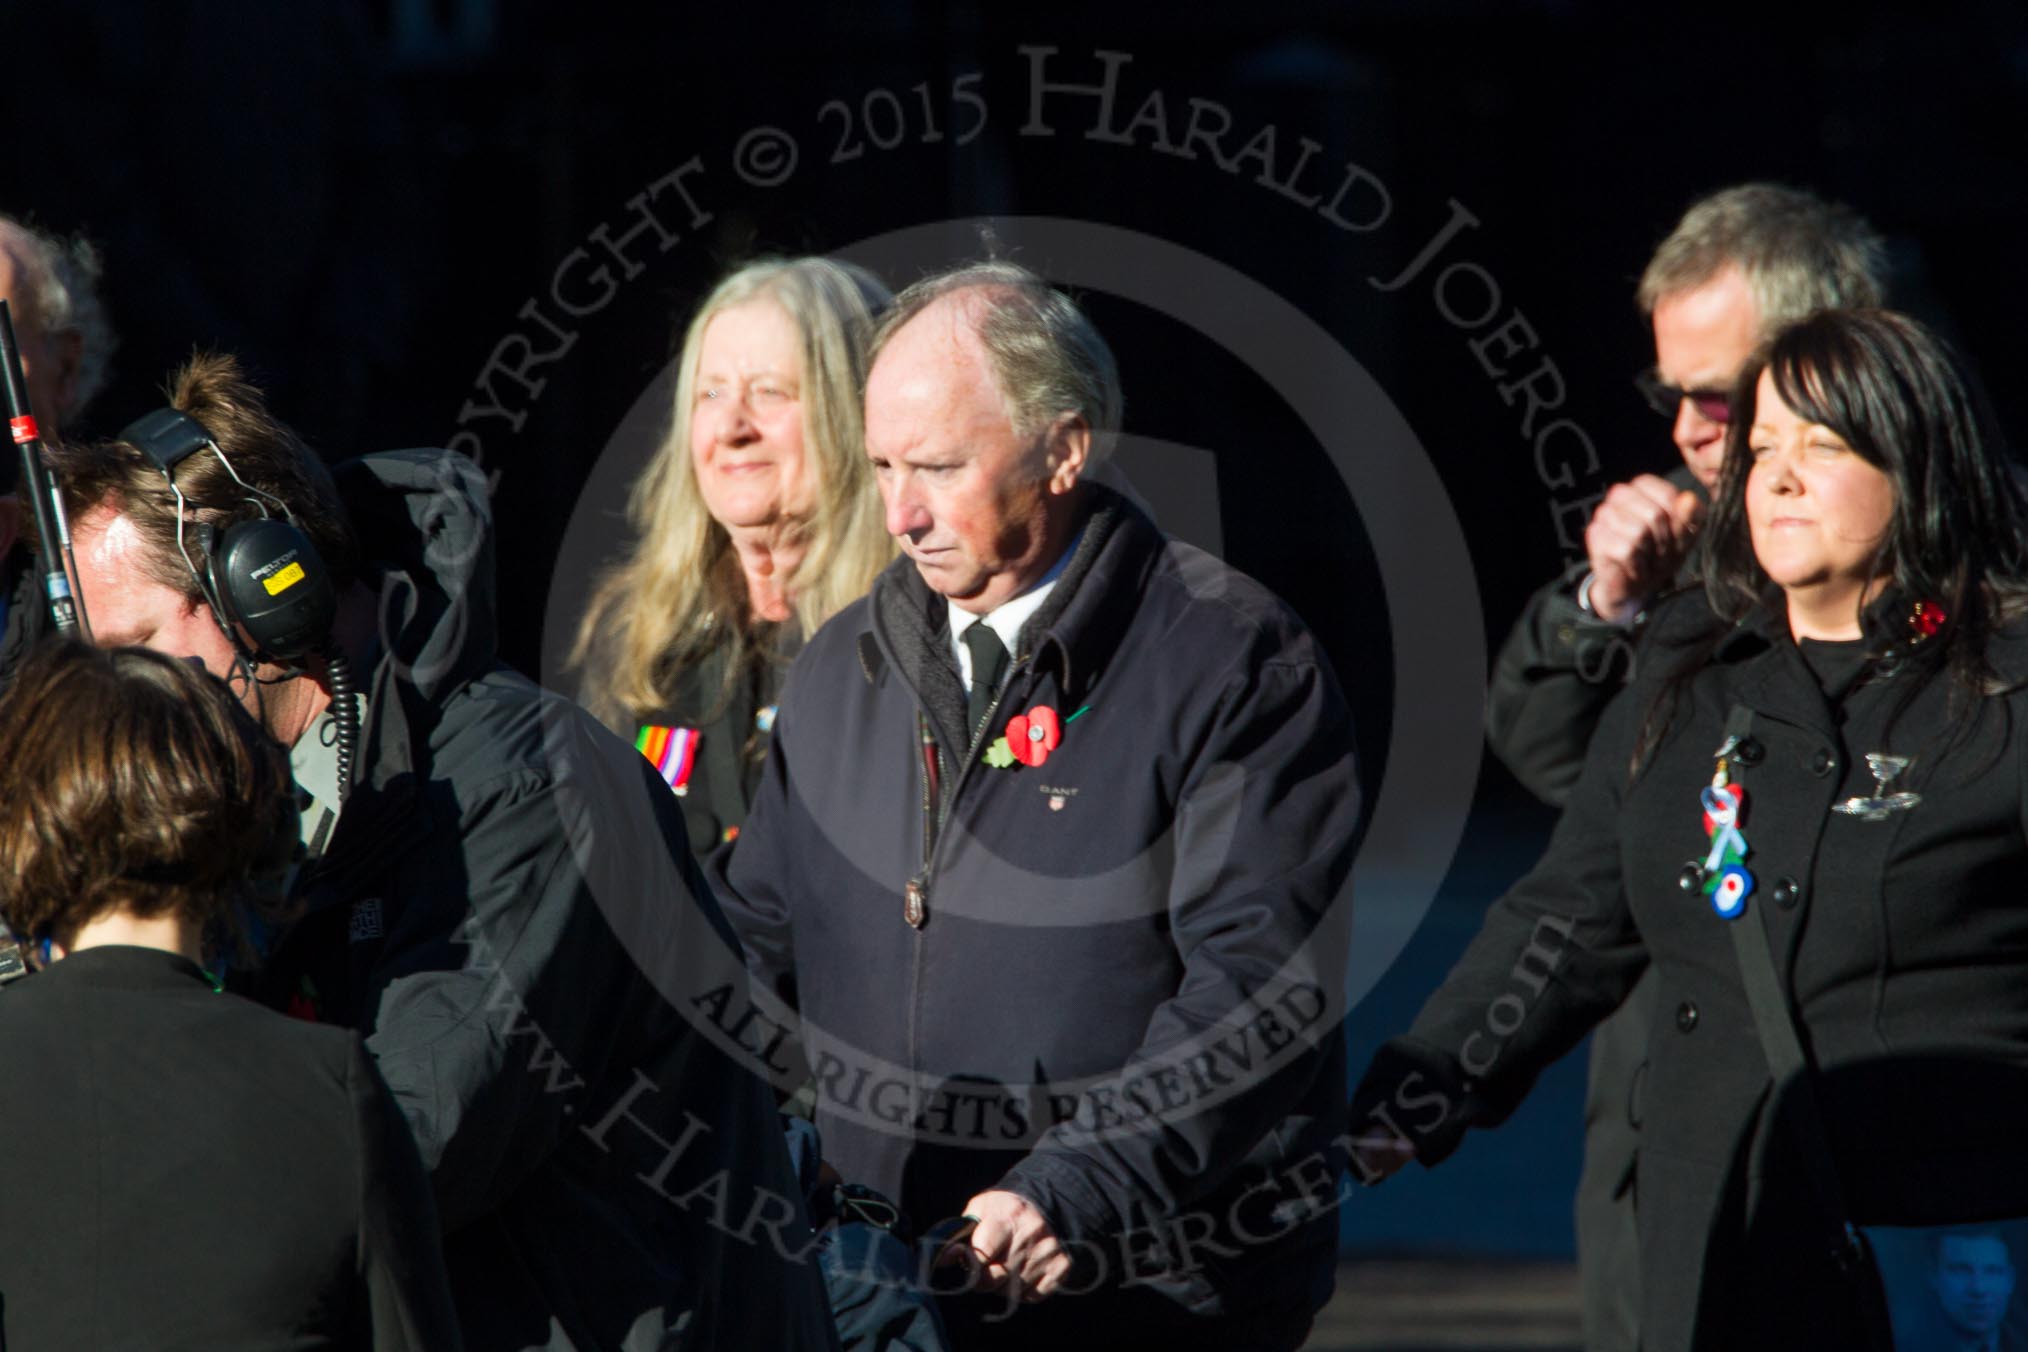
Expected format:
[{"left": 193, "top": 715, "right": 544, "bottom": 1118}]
[
  {"left": 1678, "top": 862, "right": 1707, "bottom": 893},
  {"left": 1733, "top": 737, "right": 1765, "bottom": 767},
  {"left": 1811, "top": 749, "right": 1836, "bottom": 777},
  {"left": 1675, "top": 1001, "right": 1700, "bottom": 1033},
  {"left": 1772, "top": 876, "right": 1801, "bottom": 909}
]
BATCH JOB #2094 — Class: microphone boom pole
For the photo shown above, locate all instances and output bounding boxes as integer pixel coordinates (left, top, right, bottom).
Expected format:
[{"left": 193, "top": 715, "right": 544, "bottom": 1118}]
[{"left": 0, "top": 299, "right": 83, "bottom": 634}]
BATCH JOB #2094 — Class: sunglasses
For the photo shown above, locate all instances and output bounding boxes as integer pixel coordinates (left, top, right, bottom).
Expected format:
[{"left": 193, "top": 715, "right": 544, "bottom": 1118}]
[{"left": 1636, "top": 370, "right": 1732, "bottom": 425}]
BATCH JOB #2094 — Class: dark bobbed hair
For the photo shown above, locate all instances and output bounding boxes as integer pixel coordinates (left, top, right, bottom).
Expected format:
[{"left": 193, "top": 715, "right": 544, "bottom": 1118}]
[
  {"left": 1701, "top": 308, "right": 2028, "bottom": 685},
  {"left": 1636, "top": 310, "right": 2028, "bottom": 775},
  {"left": 0, "top": 642, "right": 299, "bottom": 955}
]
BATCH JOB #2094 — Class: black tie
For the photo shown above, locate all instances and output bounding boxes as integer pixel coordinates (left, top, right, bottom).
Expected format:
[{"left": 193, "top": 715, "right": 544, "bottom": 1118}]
[{"left": 961, "top": 621, "right": 1008, "bottom": 742}]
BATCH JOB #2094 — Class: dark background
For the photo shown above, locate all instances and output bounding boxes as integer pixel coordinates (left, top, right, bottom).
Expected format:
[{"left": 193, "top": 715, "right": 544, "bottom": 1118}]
[{"left": 4, "top": 0, "right": 2023, "bottom": 1258}]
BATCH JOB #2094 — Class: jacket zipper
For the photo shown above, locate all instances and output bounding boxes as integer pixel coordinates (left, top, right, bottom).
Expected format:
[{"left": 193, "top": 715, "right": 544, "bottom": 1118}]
[
  {"left": 904, "top": 716, "right": 938, "bottom": 928},
  {"left": 903, "top": 661, "right": 1022, "bottom": 1118},
  {"left": 903, "top": 657, "right": 1023, "bottom": 929}
]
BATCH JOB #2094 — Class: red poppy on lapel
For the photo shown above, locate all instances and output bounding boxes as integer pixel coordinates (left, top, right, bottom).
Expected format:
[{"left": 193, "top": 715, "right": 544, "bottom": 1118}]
[{"left": 1006, "top": 705, "right": 1062, "bottom": 768}]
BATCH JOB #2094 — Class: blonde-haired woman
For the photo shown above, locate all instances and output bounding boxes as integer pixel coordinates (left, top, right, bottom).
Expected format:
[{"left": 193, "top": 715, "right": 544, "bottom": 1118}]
[{"left": 573, "top": 257, "right": 894, "bottom": 854}]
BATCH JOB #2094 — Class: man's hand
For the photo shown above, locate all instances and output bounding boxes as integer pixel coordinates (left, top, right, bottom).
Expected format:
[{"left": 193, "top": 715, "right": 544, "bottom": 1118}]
[
  {"left": 949, "top": 1189, "right": 1071, "bottom": 1303},
  {"left": 1348, "top": 1125, "right": 1417, "bottom": 1185},
  {"left": 1582, "top": 474, "right": 1704, "bottom": 624}
]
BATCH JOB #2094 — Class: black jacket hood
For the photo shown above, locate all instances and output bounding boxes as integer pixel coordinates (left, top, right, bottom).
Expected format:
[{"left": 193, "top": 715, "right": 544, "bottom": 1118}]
[
  {"left": 331, "top": 449, "right": 497, "bottom": 798},
  {"left": 333, "top": 448, "right": 498, "bottom": 707}
]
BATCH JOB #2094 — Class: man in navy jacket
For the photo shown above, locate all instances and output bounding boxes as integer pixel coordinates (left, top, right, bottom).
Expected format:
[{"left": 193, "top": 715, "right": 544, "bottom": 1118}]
[{"left": 713, "top": 261, "right": 1362, "bottom": 1350}]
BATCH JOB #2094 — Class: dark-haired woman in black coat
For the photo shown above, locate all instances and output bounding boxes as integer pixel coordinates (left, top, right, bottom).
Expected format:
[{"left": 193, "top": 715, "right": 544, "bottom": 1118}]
[
  {"left": 1354, "top": 308, "right": 2028, "bottom": 1351},
  {"left": 0, "top": 643, "right": 460, "bottom": 1351}
]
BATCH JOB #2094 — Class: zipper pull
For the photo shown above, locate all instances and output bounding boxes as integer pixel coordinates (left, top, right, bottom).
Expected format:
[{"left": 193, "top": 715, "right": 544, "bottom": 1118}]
[{"left": 904, "top": 872, "right": 928, "bottom": 929}]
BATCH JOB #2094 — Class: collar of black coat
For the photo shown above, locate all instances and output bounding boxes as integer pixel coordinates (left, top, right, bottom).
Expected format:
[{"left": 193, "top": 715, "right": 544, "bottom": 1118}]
[
  {"left": 860, "top": 484, "right": 1156, "bottom": 755},
  {"left": 35, "top": 945, "right": 214, "bottom": 993},
  {"left": 1712, "top": 583, "right": 1935, "bottom": 736},
  {"left": 1709, "top": 582, "right": 1923, "bottom": 659}
]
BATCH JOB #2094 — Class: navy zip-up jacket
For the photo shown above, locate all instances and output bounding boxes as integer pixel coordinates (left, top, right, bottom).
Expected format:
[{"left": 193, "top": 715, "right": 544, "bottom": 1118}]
[{"left": 714, "top": 487, "right": 1362, "bottom": 1330}]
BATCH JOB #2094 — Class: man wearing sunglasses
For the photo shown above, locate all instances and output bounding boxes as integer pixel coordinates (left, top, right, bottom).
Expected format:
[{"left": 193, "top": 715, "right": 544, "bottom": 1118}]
[{"left": 1483, "top": 182, "right": 1887, "bottom": 1352}]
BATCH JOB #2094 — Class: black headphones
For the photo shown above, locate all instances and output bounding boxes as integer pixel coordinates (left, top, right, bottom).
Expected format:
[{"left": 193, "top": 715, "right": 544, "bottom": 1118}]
[
  {"left": 116, "top": 406, "right": 361, "bottom": 805},
  {"left": 117, "top": 407, "right": 337, "bottom": 665}
]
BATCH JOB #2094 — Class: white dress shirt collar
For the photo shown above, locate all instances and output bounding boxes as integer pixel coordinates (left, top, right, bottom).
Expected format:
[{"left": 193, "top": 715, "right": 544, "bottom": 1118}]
[{"left": 947, "top": 529, "right": 1081, "bottom": 693}]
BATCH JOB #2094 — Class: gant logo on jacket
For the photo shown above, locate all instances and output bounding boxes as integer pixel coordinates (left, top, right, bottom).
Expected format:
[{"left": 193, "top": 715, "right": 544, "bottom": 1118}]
[{"left": 1040, "top": 784, "right": 1078, "bottom": 812}]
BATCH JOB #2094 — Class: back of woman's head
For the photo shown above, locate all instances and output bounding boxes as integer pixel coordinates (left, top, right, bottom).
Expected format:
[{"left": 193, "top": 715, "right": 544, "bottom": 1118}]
[
  {"left": 1703, "top": 307, "right": 2028, "bottom": 632},
  {"left": 0, "top": 642, "right": 298, "bottom": 952}
]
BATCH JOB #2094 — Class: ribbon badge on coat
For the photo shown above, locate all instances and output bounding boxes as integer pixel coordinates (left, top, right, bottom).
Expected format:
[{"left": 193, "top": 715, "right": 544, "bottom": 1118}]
[
  {"left": 1681, "top": 731, "right": 1756, "bottom": 920},
  {"left": 635, "top": 724, "right": 699, "bottom": 796},
  {"left": 1698, "top": 783, "right": 1755, "bottom": 919}
]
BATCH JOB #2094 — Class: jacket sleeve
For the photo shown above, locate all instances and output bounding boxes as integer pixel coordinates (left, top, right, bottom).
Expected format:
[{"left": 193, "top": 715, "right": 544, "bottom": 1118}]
[
  {"left": 1354, "top": 678, "right": 1651, "bottom": 1167},
  {"left": 992, "top": 651, "right": 1361, "bottom": 1243},
  {"left": 1484, "top": 564, "right": 1640, "bottom": 807},
  {"left": 360, "top": 714, "right": 712, "bottom": 1232},
  {"left": 349, "top": 1036, "right": 465, "bottom": 1351}
]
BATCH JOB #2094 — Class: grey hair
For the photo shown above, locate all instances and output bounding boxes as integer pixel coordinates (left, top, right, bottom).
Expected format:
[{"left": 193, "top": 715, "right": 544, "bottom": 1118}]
[
  {"left": 0, "top": 214, "right": 116, "bottom": 419},
  {"left": 1637, "top": 183, "right": 1887, "bottom": 333},
  {"left": 871, "top": 260, "right": 1123, "bottom": 464}
]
